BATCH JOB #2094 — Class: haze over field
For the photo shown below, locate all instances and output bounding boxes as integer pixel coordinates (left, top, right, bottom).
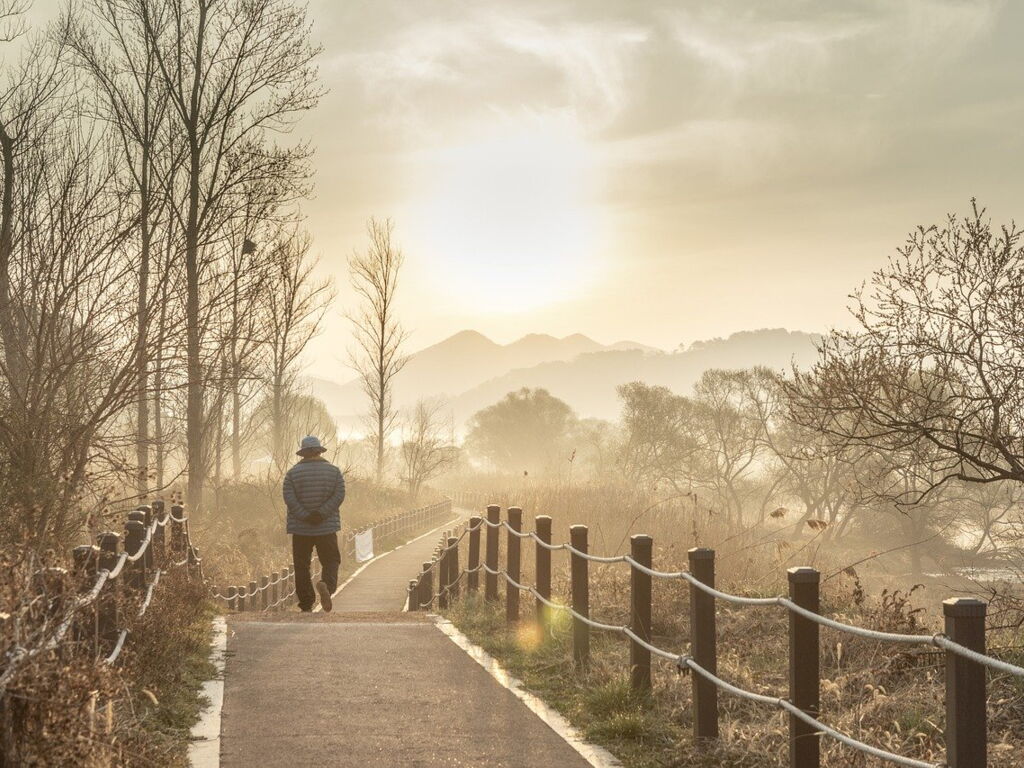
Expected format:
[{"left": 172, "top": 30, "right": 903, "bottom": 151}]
[{"left": 310, "top": 327, "right": 820, "bottom": 430}]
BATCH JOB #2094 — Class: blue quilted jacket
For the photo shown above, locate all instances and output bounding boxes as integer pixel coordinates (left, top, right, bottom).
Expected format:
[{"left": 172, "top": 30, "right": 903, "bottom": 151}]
[{"left": 282, "top": 457, "right": 345, "bottom": 536}]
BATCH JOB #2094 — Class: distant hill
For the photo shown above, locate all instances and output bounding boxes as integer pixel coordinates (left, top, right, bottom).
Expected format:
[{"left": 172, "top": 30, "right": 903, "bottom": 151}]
[
  {"left": 308, "top": 328, "right": 820, "bottom": 429},
  {"left": 449, "top": 329, "right": 821, "bottom": 423},
  {"left": 307, "top": 331, "right": 658, "bottom": 428}
]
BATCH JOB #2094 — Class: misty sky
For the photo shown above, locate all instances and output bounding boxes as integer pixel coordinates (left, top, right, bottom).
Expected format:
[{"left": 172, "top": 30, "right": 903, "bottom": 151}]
[{"left": 32, "top": 1, "right": 1024, "bottom": 379}]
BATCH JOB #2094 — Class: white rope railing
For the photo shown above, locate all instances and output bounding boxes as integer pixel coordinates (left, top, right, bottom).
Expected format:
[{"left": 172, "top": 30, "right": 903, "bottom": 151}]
[
  {"left": 0, "top": 504, "right": 195, "bottom": 691},
  {"left": 413, "top": 507, "right": 1022, "bottom": 768}
]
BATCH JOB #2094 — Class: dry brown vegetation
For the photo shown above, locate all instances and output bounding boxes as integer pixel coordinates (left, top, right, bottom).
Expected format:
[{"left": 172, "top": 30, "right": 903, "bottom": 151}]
[
  {"left": 443, "top": 483, "right": 1024, "bottom": 767},
  {"left": 0, "top": 561, "right": 213, "bottom": 766}
]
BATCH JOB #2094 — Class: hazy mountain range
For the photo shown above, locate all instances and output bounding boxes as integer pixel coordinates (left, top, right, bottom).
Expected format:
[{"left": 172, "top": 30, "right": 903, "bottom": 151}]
[{"left": 309, "top": 328, "right": 822, "bottom": 432}]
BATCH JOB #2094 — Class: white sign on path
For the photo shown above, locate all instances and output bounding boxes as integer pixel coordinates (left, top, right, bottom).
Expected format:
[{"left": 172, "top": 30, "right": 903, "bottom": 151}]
[{"left": 354, "top": 529, "right": 374, "bottom": 562}]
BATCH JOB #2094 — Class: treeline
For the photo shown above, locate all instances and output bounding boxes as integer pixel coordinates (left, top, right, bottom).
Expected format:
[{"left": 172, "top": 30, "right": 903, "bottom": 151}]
[
  {"left": 461, "top": 204, "right": 1024, "bottom": 581},
  {"left": 0, "top": 0, "right": 330, "bottom": 549}
]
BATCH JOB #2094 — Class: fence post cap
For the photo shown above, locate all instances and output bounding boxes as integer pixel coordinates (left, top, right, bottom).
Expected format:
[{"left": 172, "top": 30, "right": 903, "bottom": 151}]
[
  {"left": 151, "top": 499, "right": 165, "bottom": 511},
  {"left": 569, "top": 524, "right": 588, "bottom": 533},
  {"left": 127, "top": 510, "right": 146, "bottom": 523},
  {"left": 98, "top": 531, "right": 121, "bottom": 549},
  {"left": 421, "top": 562, "right": 431, "bottom": 571},
  {"left": 535, "top": 514, "right": 552, "bottom": 523},
  {"left": 135, "top": 503, "right": 152, "bottom": 512},
  {"left": 486, "top": 503, "right": 501, "bottom": 513},
  {"left": 787, "top": 566, "right": 820, "bottom": 583},
  {"left": 943, "top": 597, "right": 986, "bottom": 617},
  {"left": 687, "top": 547, "right": 714, "bottom": 560},
  {"left": 630, "top": 533, "right": 652, "bottom": 544}
]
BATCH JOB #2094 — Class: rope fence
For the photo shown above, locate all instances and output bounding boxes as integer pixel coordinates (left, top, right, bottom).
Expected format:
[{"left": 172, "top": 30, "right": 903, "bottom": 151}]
[
  {"left": 215, "top": 498, "right": 454, "bottom": 612},
  {"left": 407, "top": 503, "right": 1023, "bottom": 768},
  {"left": 0, "top": 500, "right": 201, "bottom": 694}
]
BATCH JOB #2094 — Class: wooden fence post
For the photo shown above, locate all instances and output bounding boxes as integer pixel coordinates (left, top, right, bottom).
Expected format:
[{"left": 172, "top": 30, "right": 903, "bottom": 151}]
[
  {"left": 170, "top": 504, "right": 185, "bottom": 559},
  {"left": 249, "top": 581, "right": 258, "bottom": 613},
  {"left": 506, "top": 507, "right": 522, "bottom": 624},
  {"left": 151, "top": 500, "right": 166, "bottom": 565},
  {"left": 408, "top": 580, "right": 419, "bottom": 611},
  {"left": 630, "top": 534, "right": 653, "bottom": 693},
  {"left": 271, "top": 572, "right": 280, "bottom": 610},
  {"left": 788, "top": 567, "right": 820, "bottom": 768},
  {"left": 137, "top": 505, "right": 153, "bottom": 571},
  {"left": 467, "top": 516, "right": 481, "bottom": 593},
  {"left": 420, "top": 562, "right": 433, "bottom": 611},
  {"left": 124, "top": 517, "right": 146, "bottom": 591},
  {"left": 260, "top": 575, "right": 269, "bottom": 611},
  {"left": 227, "top": 586, "right": 238, "bottom": 612},
  {"left": 485, "top": 504, "right": 500, "bottom": 602},
  {"left": 943, "top": 597, "right": 987, "bottom": 768},
  {"left": 72, "top": 546, "right": 98, "bottom": 648},
  {"left": 688, "top": 547, "right": 718, "bottom": 740},
  {"left": 97, "top": 532, "right": 121, "bottom": 653},
  {"left": 448, "top": 536, "right": 460, "bottom": 602},
  {"left": 535, "top": 515, "right": 552, "bottom": 627},
  {"left": 438, "top": 544, "right": 450, "bottom": 610},
  {"left": 570, "top": 524, "right": 590, "bottom": 668}
]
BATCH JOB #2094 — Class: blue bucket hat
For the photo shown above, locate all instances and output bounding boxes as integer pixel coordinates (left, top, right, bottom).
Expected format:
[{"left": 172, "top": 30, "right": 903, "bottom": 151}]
[{"left": 297, "top": 435, "right": 327, "bottom": 456}]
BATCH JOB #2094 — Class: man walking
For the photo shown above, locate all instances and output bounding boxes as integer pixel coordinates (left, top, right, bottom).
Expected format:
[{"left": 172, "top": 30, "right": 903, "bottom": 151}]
[{"left": 283, "top": 436, "right": 346, "bottom": 612}]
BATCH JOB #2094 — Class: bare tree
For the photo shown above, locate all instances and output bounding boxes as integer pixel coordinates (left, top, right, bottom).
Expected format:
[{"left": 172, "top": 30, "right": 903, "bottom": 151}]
[
  {"left": 400, "top": 399, "right": 456, "bottom": 499},
  {"left": 66, "top": 0, "right": 176, "bottom": 496},
  {"left": 790, "top": 202, "right": 1024, "bottom": 502},
  {"left": 140, "top": 0, "right": 321, "bottom": 510},
  {"left": 349, "top": 217, "right": 408, "bottom": 484},
  {"left": 263, "top": 229, "right": 332, "bottom": 472}
]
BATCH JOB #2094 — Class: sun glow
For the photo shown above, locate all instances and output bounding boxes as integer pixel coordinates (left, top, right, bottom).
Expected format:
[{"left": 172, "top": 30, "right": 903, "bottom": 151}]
[{"left": 410, "top": 123, "right": 600, "bottom": 312}]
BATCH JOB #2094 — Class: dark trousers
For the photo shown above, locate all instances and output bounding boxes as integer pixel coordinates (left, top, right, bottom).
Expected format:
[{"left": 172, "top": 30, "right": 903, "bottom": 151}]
[{"left": 292, "top": 533, "right": 341, "bottom": 610}]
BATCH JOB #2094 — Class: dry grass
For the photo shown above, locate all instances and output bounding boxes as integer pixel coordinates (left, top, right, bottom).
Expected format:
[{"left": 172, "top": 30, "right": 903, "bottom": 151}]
[
  {"left": 443, "top": 482, "right": 1024, "bottom": 767},
  {"left": 1, "top": 556, "right": 215, "bottom": 767}
]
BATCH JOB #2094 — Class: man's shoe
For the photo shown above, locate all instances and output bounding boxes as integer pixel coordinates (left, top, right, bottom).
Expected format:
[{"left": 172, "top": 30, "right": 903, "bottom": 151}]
[
  {"left": 316, "top": 580, "right": 333, "bottom": 613},
  {"left": 298, "top": 606, "right": 312, "bottom": 613}
]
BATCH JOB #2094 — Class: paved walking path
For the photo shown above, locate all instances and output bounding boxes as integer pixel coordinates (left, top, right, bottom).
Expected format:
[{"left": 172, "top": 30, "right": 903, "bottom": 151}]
[{"left": 219, "top": 516, "right": 594, "bottom": 767}]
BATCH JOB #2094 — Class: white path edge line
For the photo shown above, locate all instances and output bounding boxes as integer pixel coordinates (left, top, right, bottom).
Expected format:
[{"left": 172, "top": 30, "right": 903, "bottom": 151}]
[
  {"left": 431, "top": 616, "right": 624, "bottom": 768},
  {"left": 188, "top": 615, "right": 227, "bottom": 768},
  {"left": 313, "top": 515, "right": 464, "bottom": 614}
]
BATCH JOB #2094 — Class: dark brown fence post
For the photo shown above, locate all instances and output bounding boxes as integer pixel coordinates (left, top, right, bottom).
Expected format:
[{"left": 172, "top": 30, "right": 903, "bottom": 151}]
[
  {"left": 943, "top": 597, "right": 987, "bottom": 768},
  {"left": 124, "top": 517, "right": 146, "bottom": 591},
  {"left": 237, "top": 585, "right": 247, "bottom": 612},
  {"left": 248, "top": 580, "right": 258, "bottom": 613},
  {"left": 570, "top": 524, "right": 590, "bottom": 668},
  {"left": 485, "top": 504, "right": 500, "bottom": 602},
  {"left": 151, "top": 500, "right": 166, "bottom": 565},
  {"left": 506, "top": 507, "right": 522, "bottom": 624},
  {"left": 259, "top": 575, "right": 269, "bottom": 611},
  {"left": 420, "top": 562, "right": 433, "bottom": 611},
  {"left": 408, "top": 580, "right": 419, "bottom": 611},
  {"left": 170, "top": 504, "right": 186, "bottom": 559},
  {"left": 97, "top": 532, "right": 121, "bottom": 652},
  {"left": 438, "top": 544, "right": 450, "bottom": 610},
  {"left": 72, "top": 545, "right": 98, "bottom": 648},
  {"left": 630, "top": 534, "right": 653, "bottom": 693},
  {"left": 535, "top": 515, "right": 552, "bottom": 627},
  {"left": 788, "top": 567, "right": 820, "bottom": 768},
  {"left": 271, "top": 572, "right": 280, "bottom": 610},
  {"left": 688, "top": 547, "right": 718, "bottom": 740},
  {"left": 467, "top": 516, "right": 481, "bottom": 593},
  {"left": 227, "top": 586, "right": 238, "bottom": 612},
  {"left": 448, "top": 536, "right": 460, "bottom": 602},
  {"left": 138, "top": 505, "right": 153, "bottom": 571}
]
